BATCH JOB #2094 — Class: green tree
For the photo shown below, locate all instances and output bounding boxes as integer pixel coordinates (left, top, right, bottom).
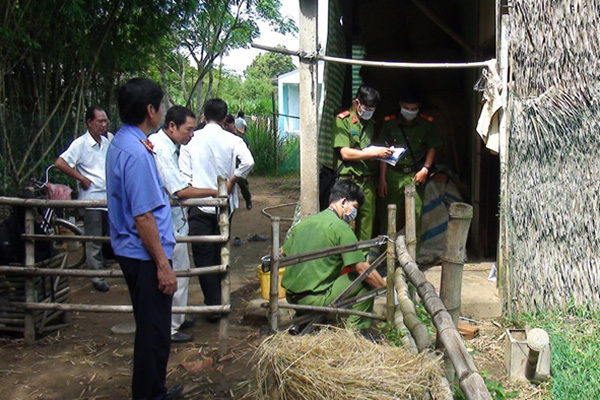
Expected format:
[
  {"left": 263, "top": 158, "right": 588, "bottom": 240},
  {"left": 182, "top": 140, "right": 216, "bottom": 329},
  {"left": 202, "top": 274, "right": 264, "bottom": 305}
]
[
  {"left": 174, "top": 0, "right": 296, "bottom": 115},
  {"left": 0, "top": 0, "right": 194, "bottom": 191},
  {"left": 244, "top": 51, "right": 296, "bottom": 81}
]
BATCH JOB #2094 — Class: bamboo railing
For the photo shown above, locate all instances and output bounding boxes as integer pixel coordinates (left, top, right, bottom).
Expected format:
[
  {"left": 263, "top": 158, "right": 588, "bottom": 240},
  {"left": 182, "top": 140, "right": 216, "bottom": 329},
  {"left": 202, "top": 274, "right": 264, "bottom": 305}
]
[{"left": 0, "top": 178, "right": 232, "bottom": 355}]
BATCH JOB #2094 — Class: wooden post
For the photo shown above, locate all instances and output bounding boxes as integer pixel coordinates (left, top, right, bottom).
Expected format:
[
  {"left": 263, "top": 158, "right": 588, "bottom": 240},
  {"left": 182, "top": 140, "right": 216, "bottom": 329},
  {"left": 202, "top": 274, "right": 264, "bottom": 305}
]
[
  {"left": 269, "top": 217, "right": 281, "bottom": 331},
  {"left": 439, "top": 202, "right": 473, "bottom": 381},
  {"left": 386, "top": 205, "right": 396, "bottom": 323},
  {"left": 525, "top": 328, "right": 549, "bottom": 381},
  {"left": 396, "top": 237, "right": 491, "bottom": 399},
  {"left": 24, "top": 208, "right": 36, "bottom": 344},
  {"left": 217, "top": 177, "right": 230, "bottom": 357},
  {"left": 298, "top": 0, "right": 319, "bottom": 219},
  {"left": 405, "top": 184, "right": 417, "bottom": 260},
  {"left": 439, "top": 203, "right": 473, "bottom": 326},
  {"left": 495, "top": 0, "right": 511, "bottom": 314}
]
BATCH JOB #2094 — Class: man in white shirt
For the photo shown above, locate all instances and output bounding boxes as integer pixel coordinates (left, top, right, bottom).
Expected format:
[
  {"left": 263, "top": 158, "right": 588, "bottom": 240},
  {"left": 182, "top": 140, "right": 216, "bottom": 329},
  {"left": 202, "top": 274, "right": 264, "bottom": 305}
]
[
  {"left": 234, "top": 111, "right": 247, "bottom": 135},
  {"left": 55, "top": 106, "right": 111, "bottom": 292},
  {"left": 149, "top": 106, "right": 217, "bottom": 343},
  {"left": 179, "top": 99, "right": 254, "bottom": 315}
]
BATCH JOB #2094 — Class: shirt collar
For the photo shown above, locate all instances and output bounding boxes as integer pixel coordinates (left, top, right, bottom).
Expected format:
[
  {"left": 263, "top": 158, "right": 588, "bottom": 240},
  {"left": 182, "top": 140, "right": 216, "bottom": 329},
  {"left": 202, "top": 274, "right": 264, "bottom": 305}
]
[
  {"left": 155, "top": 129, "right": 178, "bottom": 155},
  {"left": 120, "top": 124, "right": 148, "bottom": 141},
  {"left": 84, "top": 130, "right": 104, "bottom": 148}
]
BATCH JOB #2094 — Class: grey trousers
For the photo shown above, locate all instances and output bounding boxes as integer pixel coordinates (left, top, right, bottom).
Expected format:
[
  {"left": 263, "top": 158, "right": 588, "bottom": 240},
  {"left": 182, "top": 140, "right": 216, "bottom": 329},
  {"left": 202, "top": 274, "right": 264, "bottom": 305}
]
[{"left": 84, "top": 209, "right": 107, "bottom": 284}]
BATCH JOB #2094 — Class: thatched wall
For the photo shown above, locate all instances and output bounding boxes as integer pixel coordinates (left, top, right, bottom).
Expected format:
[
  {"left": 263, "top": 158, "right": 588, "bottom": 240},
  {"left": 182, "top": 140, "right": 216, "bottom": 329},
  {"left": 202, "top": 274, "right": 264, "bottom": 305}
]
[{"left": 506, "top": 0, "right": 600, "bottom": 312}]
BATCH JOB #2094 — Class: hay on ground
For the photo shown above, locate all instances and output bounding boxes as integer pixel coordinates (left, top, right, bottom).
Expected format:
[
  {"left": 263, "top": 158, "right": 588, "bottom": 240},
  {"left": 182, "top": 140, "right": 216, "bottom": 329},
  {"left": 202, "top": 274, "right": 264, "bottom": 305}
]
[{"left": 252, "top": 327, "right": 447, "bottom": 400}]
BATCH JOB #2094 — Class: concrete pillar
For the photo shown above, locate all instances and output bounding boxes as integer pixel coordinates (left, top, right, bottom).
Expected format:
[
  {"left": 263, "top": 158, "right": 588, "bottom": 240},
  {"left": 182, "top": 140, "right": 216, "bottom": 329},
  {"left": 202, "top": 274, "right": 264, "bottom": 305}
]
[{"left": 299, "top": 0, "right": 319, "bottom": 218}]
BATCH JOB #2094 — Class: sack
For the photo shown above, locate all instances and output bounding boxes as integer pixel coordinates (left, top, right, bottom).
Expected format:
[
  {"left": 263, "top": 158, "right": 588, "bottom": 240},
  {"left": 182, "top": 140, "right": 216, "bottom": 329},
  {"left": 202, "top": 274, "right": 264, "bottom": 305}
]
[{"left": 319, "top": 165, "right": 338, "bottom": 211}]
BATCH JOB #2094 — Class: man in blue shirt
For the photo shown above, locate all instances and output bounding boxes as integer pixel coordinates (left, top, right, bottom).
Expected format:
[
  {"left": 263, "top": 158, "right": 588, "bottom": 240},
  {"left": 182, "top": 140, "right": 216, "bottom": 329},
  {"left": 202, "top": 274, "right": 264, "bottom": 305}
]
[{"left": 106, "top": 78, "right": 181, "bottom": 400}]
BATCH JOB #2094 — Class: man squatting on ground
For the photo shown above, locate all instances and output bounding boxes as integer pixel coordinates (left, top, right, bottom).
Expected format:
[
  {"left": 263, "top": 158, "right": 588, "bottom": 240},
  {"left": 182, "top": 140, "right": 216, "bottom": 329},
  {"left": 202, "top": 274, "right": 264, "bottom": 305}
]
[
  {"left": 224, "top": 114, "right": 252, "bottom": 210},
  {"left": 106, "top": 78, "right": 182, "bottom": 400},
  {"left": 55, "top": 105, "right": 111, "bottom": 292},
  {"left": 281, "top": 180, "right": 386, "bottom": 331},
  {"left": 333, "top": 84, "right": 393, "bottom": 243},
  {"left": 179, "top": 99, "right": 254, "bottom": 315},
  {"left": 149, "top": 106, "right": 217, "bottom": 343}
]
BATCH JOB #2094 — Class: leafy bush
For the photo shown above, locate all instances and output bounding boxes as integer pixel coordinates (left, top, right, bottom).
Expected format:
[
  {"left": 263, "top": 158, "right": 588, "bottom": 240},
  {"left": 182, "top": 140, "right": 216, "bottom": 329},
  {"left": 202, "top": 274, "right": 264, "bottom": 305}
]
[{"left": 245, "top": 117, "right": 299, "bottom": 176}]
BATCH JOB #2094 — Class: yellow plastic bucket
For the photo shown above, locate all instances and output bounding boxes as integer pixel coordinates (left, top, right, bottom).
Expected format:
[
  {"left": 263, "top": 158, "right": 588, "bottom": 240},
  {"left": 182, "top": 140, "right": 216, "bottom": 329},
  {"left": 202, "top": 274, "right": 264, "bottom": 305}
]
[{"left": 257, "top": 265, "right": 286, "bottom": 300}]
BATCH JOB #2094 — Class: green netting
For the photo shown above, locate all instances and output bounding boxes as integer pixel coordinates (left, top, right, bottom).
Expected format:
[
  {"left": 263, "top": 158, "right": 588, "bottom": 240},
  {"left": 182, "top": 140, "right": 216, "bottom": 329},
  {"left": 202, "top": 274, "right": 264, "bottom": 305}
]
[{"left": 505, "top": 0, "right": 600, "bottom": 312}]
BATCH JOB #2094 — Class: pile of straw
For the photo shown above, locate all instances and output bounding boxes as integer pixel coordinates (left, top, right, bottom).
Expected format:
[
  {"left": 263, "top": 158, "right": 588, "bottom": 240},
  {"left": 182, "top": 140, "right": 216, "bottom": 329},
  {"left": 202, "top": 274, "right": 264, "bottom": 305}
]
[{"left": 252, "top": 328, "right": 446, "bottom": 400}]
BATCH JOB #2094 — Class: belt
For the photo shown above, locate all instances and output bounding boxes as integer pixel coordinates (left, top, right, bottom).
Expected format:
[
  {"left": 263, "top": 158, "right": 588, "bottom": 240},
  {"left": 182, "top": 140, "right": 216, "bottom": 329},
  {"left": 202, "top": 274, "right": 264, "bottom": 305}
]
[
  {"left": 339, "top": 174, "right": 371, "bottom": 184},
  {"left": 392, "top": 165, "right": 416, "bottom": 174}
]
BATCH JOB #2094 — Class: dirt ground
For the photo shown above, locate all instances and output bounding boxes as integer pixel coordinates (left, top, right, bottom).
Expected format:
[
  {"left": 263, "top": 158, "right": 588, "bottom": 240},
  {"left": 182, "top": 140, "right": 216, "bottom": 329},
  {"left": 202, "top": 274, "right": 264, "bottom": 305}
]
[{"left": 0, "top": 175, "right": 546, "bottom": 399}]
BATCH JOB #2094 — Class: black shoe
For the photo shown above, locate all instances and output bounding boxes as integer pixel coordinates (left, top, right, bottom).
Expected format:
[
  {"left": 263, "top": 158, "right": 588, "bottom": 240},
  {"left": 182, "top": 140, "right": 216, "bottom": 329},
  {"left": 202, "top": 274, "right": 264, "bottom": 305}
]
[
  {"left": 233, "top": 237, "right": 242, "bottom": 246},
  {"left": 179, "top": 317, "right": 196, "bottom": 330},
  {"left": 165, "top": 384, "right": 183, "bottom": 400},
  {"left": 246, "top": 200, "right": 252, "bottom": 210},
  {"left": 171, "top": 331, "right": 193, "bottom": 343},
  {"left": 93, "top": 281, "right": 109, "bottom": 292}
]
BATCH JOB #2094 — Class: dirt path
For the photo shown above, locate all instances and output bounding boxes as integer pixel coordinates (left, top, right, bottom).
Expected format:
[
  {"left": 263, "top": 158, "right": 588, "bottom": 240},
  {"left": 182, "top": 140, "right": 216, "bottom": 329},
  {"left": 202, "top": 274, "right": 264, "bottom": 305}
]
[
  {"left": 0, "top": 175, "right": 543, "bottom": 399},
  {"left": 0, "top": 175, "right": 299, "bottom": 400}
]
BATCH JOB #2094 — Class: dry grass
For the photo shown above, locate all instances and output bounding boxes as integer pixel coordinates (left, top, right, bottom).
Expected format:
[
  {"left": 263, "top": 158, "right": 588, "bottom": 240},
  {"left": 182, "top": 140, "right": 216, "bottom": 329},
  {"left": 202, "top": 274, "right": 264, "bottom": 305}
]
[{"left": 252, "top": 327, "right": 448, "bottom": 400}]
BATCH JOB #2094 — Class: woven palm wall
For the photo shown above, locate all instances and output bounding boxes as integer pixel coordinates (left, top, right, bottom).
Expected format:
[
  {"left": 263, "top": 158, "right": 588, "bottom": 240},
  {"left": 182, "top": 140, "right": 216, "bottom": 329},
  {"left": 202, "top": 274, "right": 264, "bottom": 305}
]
[{"left": 506, "top": 0, "right": 600, "bottom": 312}]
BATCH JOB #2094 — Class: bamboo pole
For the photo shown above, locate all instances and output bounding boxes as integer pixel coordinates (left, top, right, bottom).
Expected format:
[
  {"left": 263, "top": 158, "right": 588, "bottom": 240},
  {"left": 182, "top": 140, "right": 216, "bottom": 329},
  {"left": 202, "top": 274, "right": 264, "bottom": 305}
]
[
  {"left": 396, "top": 236, "right": 491, "bottom": 399},
  {"left": 386, "top": 205, "right": 397, "bottom": 323},
  {"left": 22, "top": 233, "right": 229, "bottom": 243},
  {"left": 279, "top": 237, "right": 385, "bottom": 268},
  {"left": 439, "top": 203, "right": 473, "bottom": 326},
  {"left": 269, "top": 217, "right": 281, "bottom": 331},
  {"left": 24, "top": 208, "right": 35, "bottom": 344},
  {"left": 0, "top": 197, "right": 226, "bottom": 208},
  {"left": 217, "top": 176, "right": 230, "bottom": 357},
  {"left": 0, "top": 264, "right": 227, "bottom": 277},
  {"left": 405, "top": 184, "right": 417, "bottom": 261},
  {"left": 251, "top": 42, "right": 495, "bottom": 69},
  {"left": 15, "top": 303, "right": 230, "bottom": 314},
  {"left": 392, "top": 202, "right": 429, "bottom": 353},
  {"left": 277, "top": 303, "right": 386, "bottom": 321}
]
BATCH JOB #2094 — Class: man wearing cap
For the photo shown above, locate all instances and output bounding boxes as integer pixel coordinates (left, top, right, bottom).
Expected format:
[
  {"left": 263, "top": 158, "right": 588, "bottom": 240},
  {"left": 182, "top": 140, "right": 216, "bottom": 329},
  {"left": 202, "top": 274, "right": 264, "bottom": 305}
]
[
  {"left": 332, "top": 84, "right": 393, "bottom": 242},
  {"left": 377, "top": 90, "right": 442, "bottom": 241}
]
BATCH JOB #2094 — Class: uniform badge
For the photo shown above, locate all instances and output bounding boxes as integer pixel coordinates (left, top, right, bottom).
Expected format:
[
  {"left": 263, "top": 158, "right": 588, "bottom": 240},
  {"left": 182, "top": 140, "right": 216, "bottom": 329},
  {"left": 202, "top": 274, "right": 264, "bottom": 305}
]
[
  {"left": 140, "top": 139, "right": 155, "bottom": 153},
  {"left": 351, "top": 115, "right": 358, "bottom": 124}
]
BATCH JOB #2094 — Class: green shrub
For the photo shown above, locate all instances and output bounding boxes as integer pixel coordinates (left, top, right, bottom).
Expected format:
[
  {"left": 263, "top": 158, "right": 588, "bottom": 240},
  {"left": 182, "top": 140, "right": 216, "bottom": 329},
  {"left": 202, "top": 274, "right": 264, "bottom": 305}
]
[{"left": 245, "top": 117, "right": 299, "bottom": 176}]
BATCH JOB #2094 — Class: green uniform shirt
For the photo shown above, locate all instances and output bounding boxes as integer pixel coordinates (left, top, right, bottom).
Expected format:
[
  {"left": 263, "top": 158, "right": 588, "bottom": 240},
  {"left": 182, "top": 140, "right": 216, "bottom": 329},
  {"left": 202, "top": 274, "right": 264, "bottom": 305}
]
[
  {"left": 379, "top": 114, "right": 442, "bottom": 166},
  {"left": 332, "top": 109, "right": 376, "bottom": 177},
  {"left": 281, "top": 209, "right": 365, "bottom": 294}
]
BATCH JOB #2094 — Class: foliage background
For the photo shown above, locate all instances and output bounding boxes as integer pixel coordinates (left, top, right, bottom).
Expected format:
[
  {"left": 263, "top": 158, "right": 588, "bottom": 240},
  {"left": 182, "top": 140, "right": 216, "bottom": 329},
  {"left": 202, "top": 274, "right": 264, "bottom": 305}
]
[{"left": 0, "top": 0, "right": 297, "bottom": 194}]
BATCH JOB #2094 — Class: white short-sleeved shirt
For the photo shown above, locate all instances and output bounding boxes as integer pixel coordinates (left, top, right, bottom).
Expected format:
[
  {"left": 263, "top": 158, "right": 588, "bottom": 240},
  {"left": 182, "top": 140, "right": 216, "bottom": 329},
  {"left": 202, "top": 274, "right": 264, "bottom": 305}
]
[
  {"left": 149, "top": 129, "right": 189, "bottom": 235},
  {"left": 59, "top": 131, "right": 110, "bottom": 201},
  {"left": 179, "top": 122, "right": 254, "bottom": 214},
  {"left": 234, "top": 117, "right": 247, "bottom": 133}
]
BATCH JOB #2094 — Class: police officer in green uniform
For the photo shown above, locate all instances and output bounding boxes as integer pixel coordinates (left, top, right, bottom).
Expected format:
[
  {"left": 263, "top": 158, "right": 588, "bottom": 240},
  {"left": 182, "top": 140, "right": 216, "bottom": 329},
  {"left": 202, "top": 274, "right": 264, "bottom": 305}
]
[
  {"left": 377, "top": 91, "right": 442, "bottom": 240},
  {"left": 281, "top": 180, "right": 386, "bottom": 330},
  {"left": 333, "top": 84, "right": 393, "bottom": 242}
]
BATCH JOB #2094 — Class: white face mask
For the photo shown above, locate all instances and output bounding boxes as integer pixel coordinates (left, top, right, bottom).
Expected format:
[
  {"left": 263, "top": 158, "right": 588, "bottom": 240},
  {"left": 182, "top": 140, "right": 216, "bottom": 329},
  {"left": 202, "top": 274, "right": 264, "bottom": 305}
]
[
  {"left": 358, "top": 108, "right": 374, "bottom": 120},
  {"left": 343, "top": 205, "right": 358, "bottom": 223},
  {"left": 401, "top": 107, "right": 419, "bottom": 121},
  {"left": 356, "top": 100, "right": 375, "bottom": 120}
]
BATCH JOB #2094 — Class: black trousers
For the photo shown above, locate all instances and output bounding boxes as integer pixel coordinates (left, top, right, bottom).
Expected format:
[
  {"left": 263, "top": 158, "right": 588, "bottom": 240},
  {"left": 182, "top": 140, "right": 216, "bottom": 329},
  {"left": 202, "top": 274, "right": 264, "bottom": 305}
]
[
  {"left": 118, "top": 256, "right": 172, "bottom": 400},
  {"left": 188, "top": 207, "right": 223, "bottom": 306}
]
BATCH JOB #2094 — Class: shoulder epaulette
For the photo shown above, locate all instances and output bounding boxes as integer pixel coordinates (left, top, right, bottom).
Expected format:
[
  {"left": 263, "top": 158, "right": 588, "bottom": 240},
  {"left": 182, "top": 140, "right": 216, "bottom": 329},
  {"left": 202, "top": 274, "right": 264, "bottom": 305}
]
[
  {"left": 337, "top": 110, "right": 350, "bottom": 119},
  {"left": 420, "top": 114, "right": 434, "bottom": 122},
  {"left": 383, "top": 114, "right": 397, "bottom": 122}
]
